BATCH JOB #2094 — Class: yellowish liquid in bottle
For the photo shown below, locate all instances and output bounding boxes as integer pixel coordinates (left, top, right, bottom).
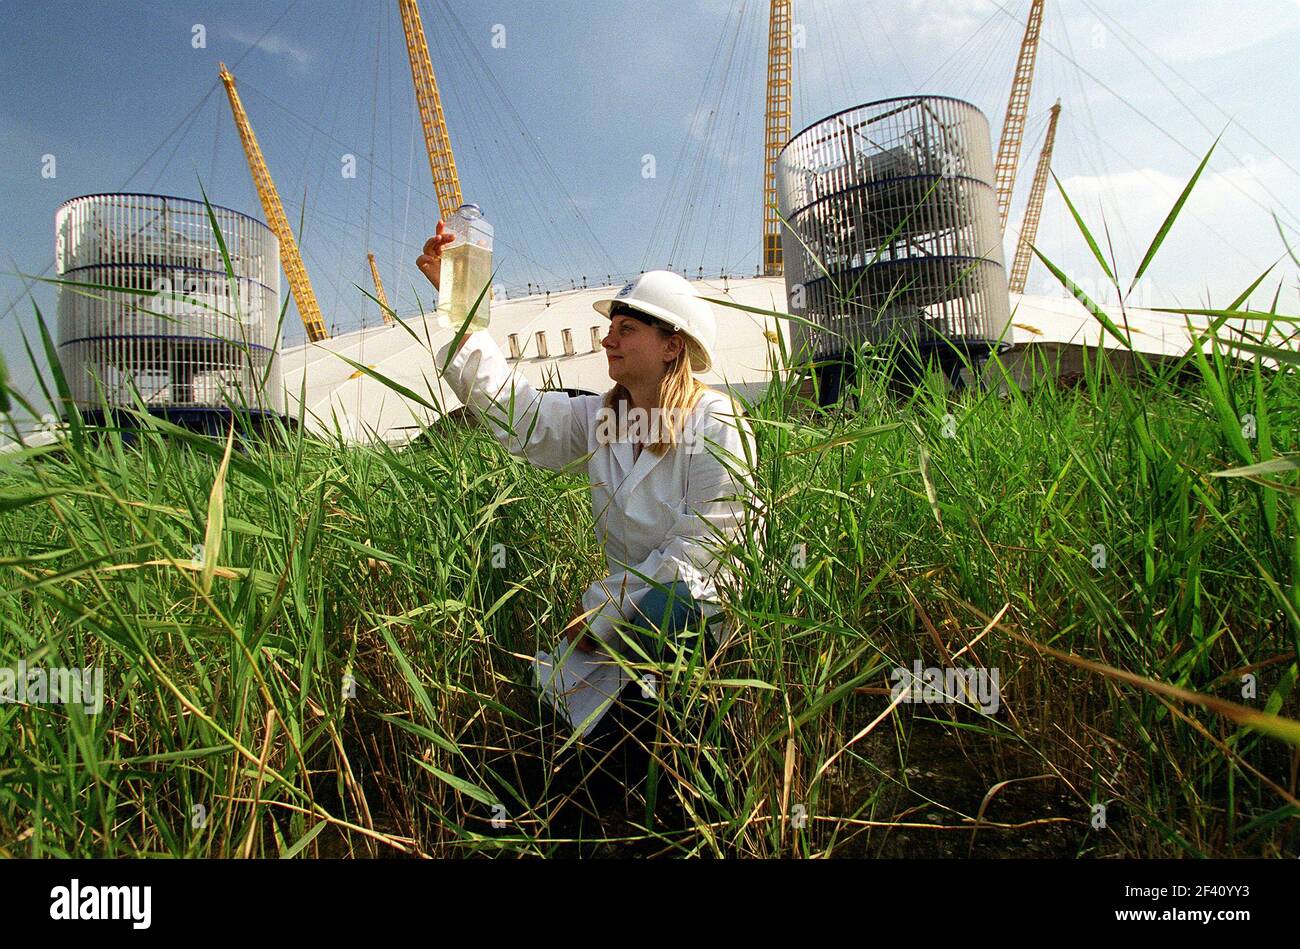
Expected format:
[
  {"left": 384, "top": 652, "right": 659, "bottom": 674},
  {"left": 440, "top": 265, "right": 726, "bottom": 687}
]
[{"left": 436, "top": 242, "right": 493, "bottom": 332}]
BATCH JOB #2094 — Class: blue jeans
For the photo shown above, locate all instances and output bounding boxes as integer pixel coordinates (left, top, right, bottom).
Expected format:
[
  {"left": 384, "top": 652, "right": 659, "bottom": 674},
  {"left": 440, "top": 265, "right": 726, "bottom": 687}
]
[
  {"left": 623, "top": 580, "right": 713, "bottom": 666},
  {"left": 588, "top": 581, "right": 726, "bottom": 754}
]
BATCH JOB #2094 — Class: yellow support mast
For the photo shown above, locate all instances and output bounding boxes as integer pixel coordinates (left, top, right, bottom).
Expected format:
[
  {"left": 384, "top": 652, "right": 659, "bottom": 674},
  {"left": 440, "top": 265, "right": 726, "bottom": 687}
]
[
  {"left": 218, "top": 63, "right": 329, "bottom": 342},
  {"left": 992, "top": 0, "right": 1046, "bottom": 232},
  {"left": 1008, "top": 100, "right": 1061, "bottom": 294},
  {"left": 367, "top": 252, "right": 395, "bottom": 325},
  {"left": 762, "top": 0, "right": 793, "bottom": 276},
  {"left": 398, "top": 0, "right": 463, "bottom": 222}
]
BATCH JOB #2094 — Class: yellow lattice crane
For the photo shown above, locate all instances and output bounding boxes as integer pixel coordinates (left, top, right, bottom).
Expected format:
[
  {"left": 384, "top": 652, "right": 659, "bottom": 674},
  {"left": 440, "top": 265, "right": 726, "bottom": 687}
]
[
  {"left": 1008, "top": 100, "right": 1062, "bottom": 294},
  {"left": 762, "top": 0, "right": 793, "bottom": 276},
  {"left": 218, "top": 63, "right": 329, "bottom": 342},
  {"left": 992, "top": 0, "right": 1046, "bottom": 232},
  {"left": 367, "top": 252, "right": 395, "bottom": 325},
  {"left": 398, "top": 0, "right": 463, "bottom": 222}
]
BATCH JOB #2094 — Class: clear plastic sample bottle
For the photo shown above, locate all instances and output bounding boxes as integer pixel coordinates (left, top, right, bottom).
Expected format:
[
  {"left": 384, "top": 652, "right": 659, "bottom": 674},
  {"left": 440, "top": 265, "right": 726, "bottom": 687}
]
[{"left": 436, "top": 203, "right": 494, "bottom": 332}]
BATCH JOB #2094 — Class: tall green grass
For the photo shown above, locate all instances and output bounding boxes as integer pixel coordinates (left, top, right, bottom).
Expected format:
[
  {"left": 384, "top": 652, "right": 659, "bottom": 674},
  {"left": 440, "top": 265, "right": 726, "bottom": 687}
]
[{"left": 1, "top": 148, "right": 1296, "bottom": 857}]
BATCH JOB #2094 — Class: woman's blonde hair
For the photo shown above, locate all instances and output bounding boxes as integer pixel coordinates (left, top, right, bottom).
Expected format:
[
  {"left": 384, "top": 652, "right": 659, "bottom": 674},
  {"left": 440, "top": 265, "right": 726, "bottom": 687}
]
[{"left": 601, "top": 317, "right": 708, "bottom": 457}]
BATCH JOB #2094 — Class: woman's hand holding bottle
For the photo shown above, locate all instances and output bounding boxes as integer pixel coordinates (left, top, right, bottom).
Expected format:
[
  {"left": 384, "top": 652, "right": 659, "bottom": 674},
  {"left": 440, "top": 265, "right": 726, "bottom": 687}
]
[
  {"left": 416, "top": 220, "right": 454, "bottom": 292},
  {"left": 418, "top": 220, "right": 470, "bottom": 356}
]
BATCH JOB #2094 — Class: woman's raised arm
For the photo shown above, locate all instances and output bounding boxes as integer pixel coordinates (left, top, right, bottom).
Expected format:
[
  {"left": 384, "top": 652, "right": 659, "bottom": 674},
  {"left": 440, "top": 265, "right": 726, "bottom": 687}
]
[
  {"left": 435, "top": 330, "right": 594, "bottom": 473},
  {"left": 420, "top": 224, "right": 593, "bottom": 472}
]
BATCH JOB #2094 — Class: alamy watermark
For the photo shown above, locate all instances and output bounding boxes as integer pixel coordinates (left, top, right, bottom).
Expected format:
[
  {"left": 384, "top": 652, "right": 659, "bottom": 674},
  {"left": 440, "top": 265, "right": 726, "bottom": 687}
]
[
  {"left": 0, "top": 661, "right": 103, "bottom": 714},
  {"left": 49, "top": 879, "right": 150, "bottom": 929},
  {"left": 594, "top": 406, "right": 701, "bottom": 452},
  {"left": 890, "top": 660, "right": 1000, "bottom": 714}
]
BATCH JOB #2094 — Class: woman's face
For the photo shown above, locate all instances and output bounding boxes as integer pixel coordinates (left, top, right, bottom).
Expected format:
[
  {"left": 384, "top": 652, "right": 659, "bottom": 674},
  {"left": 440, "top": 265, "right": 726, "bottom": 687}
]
[{"left": 602, "top": 312, "right": 683, "bottom": 386}]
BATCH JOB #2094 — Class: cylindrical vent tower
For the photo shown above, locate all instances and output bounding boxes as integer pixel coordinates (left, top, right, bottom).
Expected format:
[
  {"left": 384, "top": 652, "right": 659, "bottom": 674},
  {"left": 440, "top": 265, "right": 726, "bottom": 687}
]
[
  {"left": 776, "top": 96, "right": 1011, "bottom": 376},
  {"left": 55, "top": 193, "right": 284, "bottom": 429}
]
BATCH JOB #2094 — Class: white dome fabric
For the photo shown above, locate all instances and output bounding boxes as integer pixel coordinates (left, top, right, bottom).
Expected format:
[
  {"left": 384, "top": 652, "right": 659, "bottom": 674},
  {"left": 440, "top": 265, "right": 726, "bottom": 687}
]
[{"left": 276, "top": 276, "right": 1292, "bottom": 447}]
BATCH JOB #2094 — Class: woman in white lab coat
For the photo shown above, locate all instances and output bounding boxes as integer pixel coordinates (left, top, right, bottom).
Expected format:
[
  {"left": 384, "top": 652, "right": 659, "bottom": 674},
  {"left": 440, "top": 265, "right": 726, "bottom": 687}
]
[{"left": 418, "top": 224, "right": 757, "bottom": 739}]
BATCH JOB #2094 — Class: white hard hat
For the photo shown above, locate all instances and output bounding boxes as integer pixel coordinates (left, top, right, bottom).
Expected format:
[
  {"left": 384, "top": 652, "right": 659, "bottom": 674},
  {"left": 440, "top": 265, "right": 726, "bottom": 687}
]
[{"left": 593, "top": 270, "right": 718, "bottom": 374}]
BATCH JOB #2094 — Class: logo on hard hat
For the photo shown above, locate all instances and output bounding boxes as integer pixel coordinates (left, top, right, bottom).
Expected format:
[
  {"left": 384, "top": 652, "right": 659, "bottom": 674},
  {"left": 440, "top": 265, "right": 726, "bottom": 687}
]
[{"left": 616, "top": 282, "right": 635, "bottom": 298}]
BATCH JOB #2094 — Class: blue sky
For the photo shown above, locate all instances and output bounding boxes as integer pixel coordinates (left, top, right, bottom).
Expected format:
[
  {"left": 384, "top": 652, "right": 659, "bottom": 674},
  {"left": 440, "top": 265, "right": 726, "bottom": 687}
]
[{"left": 2, "top": 0, "right": 1298, "bottom": 416}]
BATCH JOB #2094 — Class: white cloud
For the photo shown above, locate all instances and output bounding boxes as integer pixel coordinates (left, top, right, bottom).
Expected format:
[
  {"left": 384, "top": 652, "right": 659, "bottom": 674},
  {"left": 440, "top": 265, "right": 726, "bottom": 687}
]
[
  {"left": 1017, "top": 155, "right": 1298, "bottom": 308},
  {"left": 224, "top": 27, "right": 315, "bottom": 67},
  {"left": 1139, "top": 1, "right": 1300, "bottom": 63},
  {"left": 906, "top": 0, "right": 1000, "bottom": 41}
]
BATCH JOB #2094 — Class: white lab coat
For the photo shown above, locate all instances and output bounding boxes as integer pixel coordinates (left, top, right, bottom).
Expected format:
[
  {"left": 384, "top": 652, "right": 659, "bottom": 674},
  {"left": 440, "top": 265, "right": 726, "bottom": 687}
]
[{"left": 434, "top": 329, "right": 758, "bottom": 737}]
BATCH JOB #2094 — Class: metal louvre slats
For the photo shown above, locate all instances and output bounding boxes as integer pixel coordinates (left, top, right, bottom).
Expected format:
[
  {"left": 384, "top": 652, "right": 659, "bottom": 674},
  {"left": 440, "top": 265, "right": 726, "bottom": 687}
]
[
  {"left": 54, "top": 193, "right": 283, "bottom": 415},
  {"left": 776, "top": 97, "right": 1011, "bottom": 363}
]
